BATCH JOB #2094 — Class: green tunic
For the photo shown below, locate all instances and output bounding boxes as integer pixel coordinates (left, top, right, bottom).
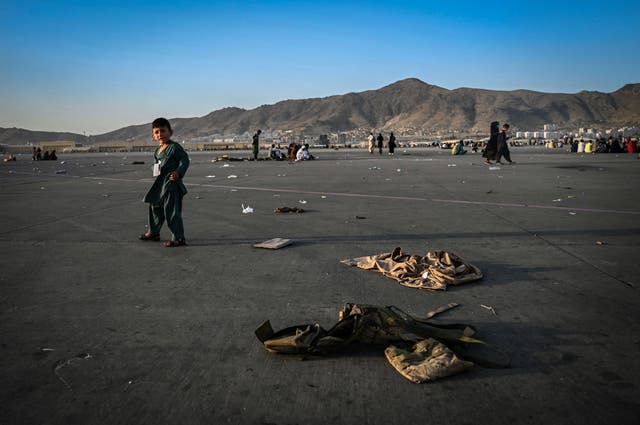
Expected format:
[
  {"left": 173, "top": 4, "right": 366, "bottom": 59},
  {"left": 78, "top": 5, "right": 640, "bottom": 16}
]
[
  {"left": 143, "top": 141, "right": 189, "bottom": 204},
  {"left": 143, "top": 141, "right": 190, "bottom": 240}
]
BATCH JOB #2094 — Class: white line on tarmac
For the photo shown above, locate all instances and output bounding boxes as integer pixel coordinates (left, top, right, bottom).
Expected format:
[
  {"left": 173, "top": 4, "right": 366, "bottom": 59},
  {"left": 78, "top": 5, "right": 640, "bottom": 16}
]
[{"left": 7, "top": 170, "right": 640, "bottom": 216}]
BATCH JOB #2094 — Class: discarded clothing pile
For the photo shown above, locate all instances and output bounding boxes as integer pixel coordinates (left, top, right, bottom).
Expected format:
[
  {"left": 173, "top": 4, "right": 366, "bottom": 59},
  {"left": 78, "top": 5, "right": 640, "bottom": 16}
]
[
  {"left": 255, "top": 303, "right": 509, "bottom": 384},
  {"left": 274, "top": 206, "right": 306, "bottom": 214},
  {"left": 341, "top": 247, "right": 483, "bottom": 290}
]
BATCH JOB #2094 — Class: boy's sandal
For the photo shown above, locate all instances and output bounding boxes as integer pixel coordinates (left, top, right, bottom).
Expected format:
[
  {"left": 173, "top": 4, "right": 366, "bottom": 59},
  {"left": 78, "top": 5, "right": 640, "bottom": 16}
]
[
  {"left": 139, "top": 233, "right": 160, "bottom": 241},
  {"left": 164, "top": 239, "right": 186, "bottom": 248}
]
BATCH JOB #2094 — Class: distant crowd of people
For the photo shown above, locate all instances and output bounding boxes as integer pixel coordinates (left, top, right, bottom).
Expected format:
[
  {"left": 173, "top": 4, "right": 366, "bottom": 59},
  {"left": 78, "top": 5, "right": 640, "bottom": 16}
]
[
  {"left": 31, "top": 147, "right": 57, "bottom": 161},
  {"left": 268, "top": 142, "right": 315, "bottom": 161},
  {"left": 565, "top": 136, "right": 638, "bottom": 154},
  {"left": 367, "top": 132, "right": 397, "bottom": 155}
]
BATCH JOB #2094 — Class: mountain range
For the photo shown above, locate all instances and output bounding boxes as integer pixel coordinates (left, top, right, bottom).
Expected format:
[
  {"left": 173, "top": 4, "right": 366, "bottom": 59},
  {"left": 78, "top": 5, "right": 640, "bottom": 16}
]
[{"left": 2, "top": 78, "right": 639, "bottom": 145}]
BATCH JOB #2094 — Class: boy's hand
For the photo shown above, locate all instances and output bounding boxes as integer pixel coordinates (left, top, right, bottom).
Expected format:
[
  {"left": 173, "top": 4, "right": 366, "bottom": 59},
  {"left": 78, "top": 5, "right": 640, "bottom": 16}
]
[{"left": 169, "top": 171, "right": 180, "bottom": 181}]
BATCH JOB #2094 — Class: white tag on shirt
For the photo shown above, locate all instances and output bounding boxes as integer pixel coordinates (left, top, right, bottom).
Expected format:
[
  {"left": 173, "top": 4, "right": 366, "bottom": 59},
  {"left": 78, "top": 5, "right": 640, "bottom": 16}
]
[{"left": 152, "top": 162, "right": 160, "bottom": 177}]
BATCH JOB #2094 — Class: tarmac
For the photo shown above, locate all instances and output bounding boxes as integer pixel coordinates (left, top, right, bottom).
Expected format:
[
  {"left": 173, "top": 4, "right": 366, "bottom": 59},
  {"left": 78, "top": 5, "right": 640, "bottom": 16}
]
[{"left": 1, "top": 146, "right": 639, "bottom": 425}]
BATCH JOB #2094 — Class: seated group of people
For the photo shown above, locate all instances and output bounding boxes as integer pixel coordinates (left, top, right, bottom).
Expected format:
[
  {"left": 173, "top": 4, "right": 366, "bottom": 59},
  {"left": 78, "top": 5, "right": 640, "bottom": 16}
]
[
  {"left": 269, "top": 143, "right": 315, "bottom": 161},
  {"left": 570, "top": 137, "right": 638, "bottom": 154}
]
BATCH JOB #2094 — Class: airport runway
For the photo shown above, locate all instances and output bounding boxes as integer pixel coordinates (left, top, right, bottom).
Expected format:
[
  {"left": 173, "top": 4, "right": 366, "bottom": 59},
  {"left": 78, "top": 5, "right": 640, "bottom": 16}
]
[{"left": 1, "top": 147, "right": 639, "bottom": 424}]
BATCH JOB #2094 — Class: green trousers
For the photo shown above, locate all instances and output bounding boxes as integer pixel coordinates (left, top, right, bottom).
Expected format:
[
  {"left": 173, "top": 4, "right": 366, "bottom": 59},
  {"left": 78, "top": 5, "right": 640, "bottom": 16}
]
[{"left": 148, "top": 192, "right": 184, "bottom": 240}]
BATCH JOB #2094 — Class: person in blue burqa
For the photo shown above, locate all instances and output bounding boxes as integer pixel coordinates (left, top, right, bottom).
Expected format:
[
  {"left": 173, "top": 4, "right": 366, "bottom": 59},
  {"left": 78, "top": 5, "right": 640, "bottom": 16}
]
[{"left": 139, "top": 117, "right": 190, "bottom": 247}]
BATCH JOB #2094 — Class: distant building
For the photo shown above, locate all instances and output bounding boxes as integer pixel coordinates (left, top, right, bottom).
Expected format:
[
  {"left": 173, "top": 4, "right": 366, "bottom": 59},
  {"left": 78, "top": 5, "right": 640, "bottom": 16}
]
[{"left": 39, "top": 140, "right": 81, "bottom": 152}]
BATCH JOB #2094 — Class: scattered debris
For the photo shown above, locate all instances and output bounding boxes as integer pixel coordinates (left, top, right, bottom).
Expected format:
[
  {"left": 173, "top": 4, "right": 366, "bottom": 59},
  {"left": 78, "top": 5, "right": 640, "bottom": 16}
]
[
  {"left": 396, "top": 168, "right": 402, "bottom": 172},
  {"left": 298, "top": 200, "right": 308, "bottom": 204},
  {"left": 424, "top": 302, "right": 459, "bottom": 319},
  {"left": 277, "top": 174, "right": 287, "bottom": 177},
  {"left": 552, "top": 198, "right": 563, "bottom": 202},
  {"left": 227, "top": 175, "right": 238, "bottom": 179},
  {"left": 447, "top": 164, "right": 456, "bottom": 167},
  {"left": 567, "top": 195, "right": 576, "bottom": 199},
  {"left": 55, "top": 170, "right": 66, "bottom": 174},
  {"left": 60, "top": 161, "right": 66, "bottom": 165},
  {"left": 53, "top": 352, "right": 92, "bottom": 390},
  {"left": 369, "top": 166, "right": 382, "bottom": 170},
  {"left": 131, "top": 161, "right": 145, "bottom": 165},
  {"left": 242, "top": 204, "right": 254, "bottom": 214},
  {"left": 253, "top": 238, "right": 293, "bottom": 249},
  {"left": 569, "top": 212, "right": 577, "bottom": 215},
  {"left": 275, "top": 207, "right": 305, "bottom": 214},
  {"left": 205, "top": 175, "right": 216, "bottom": 178},
  {"left": 480, "top": 304, "right": 497, "bottom": 315},
  {"left": 341, "top": 248, "right": 483, "bottom": 291},
  {"left": 222, "top": 164, "right": 231, "bottom": 167},
  {"left": 489, "top": 166, "right": 501, "bottom": 171},
  {"left": 355, "top": 216, "right": 366, "bottom": 219},
  {"left": 596, "top": 240, "right": 607, "bottom": 245},
  {"left": 321, "top": 196, "right": 327, "bottom": 199},
  {"left": 256, "top": 303, "right": 509, "bottom": 384},
  {"left": 486, "top": 190, "right": 493, "bottom": 194}
]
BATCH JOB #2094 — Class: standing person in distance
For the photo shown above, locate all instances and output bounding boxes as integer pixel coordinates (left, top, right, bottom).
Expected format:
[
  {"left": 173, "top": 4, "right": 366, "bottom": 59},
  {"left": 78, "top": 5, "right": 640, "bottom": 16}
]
[
  {"left": 377, "top": 133, "right": 384, "bottom": 155},
  {"left": 483, "top": 121, "right": 500, "bottom": 165},
  {"left": 139, "top": 118, "right": 190, "bottom": 247},
  {"left": 252, "top": 129, "right": 262, "bottom": 160},
  {"left": 367, "top": 132, "right": 375, "bottom": 154},
  {"left": 388, "top": 132, "right": 396, "bottom": 155},
  {"left": 495, "top": 123, "right": 514, "bottom": 164}
]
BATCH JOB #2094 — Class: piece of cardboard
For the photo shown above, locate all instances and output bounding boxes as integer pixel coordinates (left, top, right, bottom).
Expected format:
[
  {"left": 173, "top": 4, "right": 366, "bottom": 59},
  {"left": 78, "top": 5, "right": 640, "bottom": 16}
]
[{"left": 253, "top": 238, "right": 293, "bottom": 250}]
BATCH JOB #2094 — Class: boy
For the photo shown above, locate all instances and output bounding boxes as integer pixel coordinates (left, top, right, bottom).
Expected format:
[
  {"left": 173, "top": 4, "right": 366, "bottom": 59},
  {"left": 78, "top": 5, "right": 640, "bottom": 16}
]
[
  {"left": 495, "top": 123, "right": 514, "bottom": 164},
  {"left": 139, "top": 118, "right": 190, "bottom": 247}
]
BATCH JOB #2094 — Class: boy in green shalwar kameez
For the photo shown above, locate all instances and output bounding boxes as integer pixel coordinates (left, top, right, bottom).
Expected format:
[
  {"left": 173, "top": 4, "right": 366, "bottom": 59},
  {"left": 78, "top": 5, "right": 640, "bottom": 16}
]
[{"left": 139, "top": 118, "right": 190, "bottom": 247}]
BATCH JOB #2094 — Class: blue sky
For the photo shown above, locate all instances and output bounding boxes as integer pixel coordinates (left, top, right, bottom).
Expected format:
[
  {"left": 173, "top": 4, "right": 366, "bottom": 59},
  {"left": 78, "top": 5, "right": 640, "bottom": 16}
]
[{"left": 1, "top": 0, "right": 639, "bottom": 134}]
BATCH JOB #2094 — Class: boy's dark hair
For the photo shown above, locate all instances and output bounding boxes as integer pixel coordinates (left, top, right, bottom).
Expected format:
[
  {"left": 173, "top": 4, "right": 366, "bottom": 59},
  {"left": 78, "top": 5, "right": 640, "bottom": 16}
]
[
  {"left": 152, "top": 117, "right": 172, "bottom": 131},
  {"left": 503, "top": 123, "right": 510, "bottom": 129}
]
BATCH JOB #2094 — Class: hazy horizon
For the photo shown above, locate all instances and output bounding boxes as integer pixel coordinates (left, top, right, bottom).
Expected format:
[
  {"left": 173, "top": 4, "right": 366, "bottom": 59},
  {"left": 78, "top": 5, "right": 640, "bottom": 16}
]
[{"left": 2, "top": 0, "right": 638, "bottom": 135}]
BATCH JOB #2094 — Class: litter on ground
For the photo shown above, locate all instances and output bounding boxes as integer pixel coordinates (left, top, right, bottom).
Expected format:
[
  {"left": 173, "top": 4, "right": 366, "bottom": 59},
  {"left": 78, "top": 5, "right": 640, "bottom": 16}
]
[
  {"left": 255, "top": 303, "right": 510, "bottom": 384},
  {"left": 480, "top": 304, "right": 497, "bottom": 315},
  {"left": 242, "top": 204, "right": 254, "bottom": 214},
  {"left": 253, "top": 238, "right": 293, "bottom": 249},
  {"left": 274, "top": 207, "right": 305, "bottom": 214},
  {"left": 341, "top": 247, "right": 483, "bottom": 291}
]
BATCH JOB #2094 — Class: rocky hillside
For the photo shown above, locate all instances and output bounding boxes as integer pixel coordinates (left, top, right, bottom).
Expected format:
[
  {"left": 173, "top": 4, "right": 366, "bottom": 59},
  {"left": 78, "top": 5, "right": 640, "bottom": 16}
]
[{"left": 2, "top": 78, "right": 639, "bottom": 145}]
